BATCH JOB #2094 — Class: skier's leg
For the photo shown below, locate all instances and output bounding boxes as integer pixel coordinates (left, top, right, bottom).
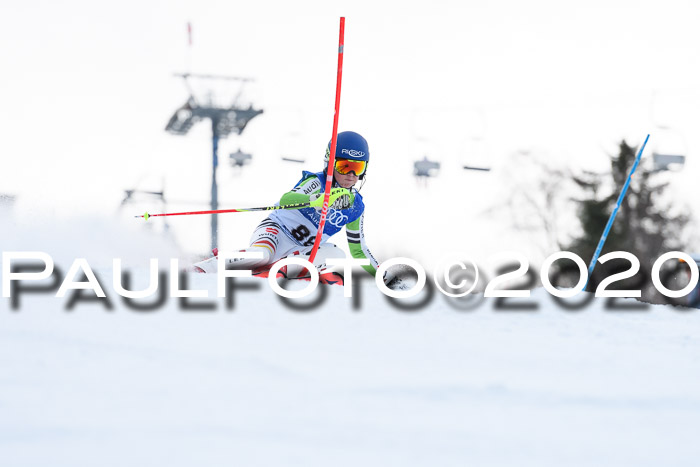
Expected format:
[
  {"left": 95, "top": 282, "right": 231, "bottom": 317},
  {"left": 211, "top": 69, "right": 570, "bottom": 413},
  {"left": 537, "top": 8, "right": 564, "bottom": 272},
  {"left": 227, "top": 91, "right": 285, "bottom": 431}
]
[
  {"left": 247, "top": 218, "right": 284, "bottom": 263},
  {"left": 281, "top": 243, "right": 346, "bottom": 278},
  {"left": 311, "top": 243, "right": 346, "bottom": 272},
  {"left": 190, "top": 245, "right": 271, "bottom": 273},
  {"left": 190, "top": 218, "right": 282, "bottom": 273}
]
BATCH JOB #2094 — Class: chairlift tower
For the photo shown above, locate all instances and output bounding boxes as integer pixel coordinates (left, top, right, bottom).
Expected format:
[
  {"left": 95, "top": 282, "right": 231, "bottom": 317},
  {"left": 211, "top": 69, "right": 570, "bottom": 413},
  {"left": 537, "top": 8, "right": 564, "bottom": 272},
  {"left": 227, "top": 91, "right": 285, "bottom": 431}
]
[{"left": 165, "top": 72, "right": 263, "bottom": 251}]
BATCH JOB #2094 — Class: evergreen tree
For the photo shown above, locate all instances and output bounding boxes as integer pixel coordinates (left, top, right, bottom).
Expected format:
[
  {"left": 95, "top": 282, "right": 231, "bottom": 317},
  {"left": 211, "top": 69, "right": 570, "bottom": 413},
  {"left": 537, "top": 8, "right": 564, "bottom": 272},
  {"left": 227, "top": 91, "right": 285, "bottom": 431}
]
[{"left": 565, "top": 140, "right": 690, "bottom": 297}]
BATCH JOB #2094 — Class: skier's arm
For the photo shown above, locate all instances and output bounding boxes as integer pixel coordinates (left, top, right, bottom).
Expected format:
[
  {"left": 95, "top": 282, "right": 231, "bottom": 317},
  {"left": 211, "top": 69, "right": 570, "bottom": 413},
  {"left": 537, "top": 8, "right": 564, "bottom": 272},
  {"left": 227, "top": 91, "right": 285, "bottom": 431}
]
[
  {"left": 279, "top": 173, "right": 321, "bottom": 206},
  {"left": 279, "top": 191, "right": 311, "bottom": 206},
  {"left": 346, "top": 212, "right": 380, "bottom": 276},
  {"left": 280, "top": 179, "right": 354, "bottom": 210}
]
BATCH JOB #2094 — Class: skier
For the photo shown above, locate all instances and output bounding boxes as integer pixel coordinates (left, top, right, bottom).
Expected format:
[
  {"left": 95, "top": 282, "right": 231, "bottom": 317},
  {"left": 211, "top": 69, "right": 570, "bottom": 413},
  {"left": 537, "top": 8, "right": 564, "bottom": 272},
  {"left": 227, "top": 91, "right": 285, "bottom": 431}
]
[{"left": 192, "top": 131, "right": 387, "bottom": 284}]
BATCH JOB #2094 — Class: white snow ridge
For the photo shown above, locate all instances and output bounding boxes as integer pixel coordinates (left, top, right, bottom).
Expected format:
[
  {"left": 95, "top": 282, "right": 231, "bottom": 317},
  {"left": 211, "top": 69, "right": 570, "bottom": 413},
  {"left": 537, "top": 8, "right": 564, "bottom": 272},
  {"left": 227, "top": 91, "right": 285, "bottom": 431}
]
[{"left": 2, "top": 264, "right": 700, "bottom": 467}]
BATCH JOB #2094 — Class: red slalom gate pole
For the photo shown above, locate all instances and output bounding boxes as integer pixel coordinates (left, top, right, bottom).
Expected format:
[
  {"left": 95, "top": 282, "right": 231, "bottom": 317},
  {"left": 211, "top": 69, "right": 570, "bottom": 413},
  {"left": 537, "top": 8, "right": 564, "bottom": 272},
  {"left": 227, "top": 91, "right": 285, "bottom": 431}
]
[{"left": 309, "top": 17, "right": 345, "bottom": 265}]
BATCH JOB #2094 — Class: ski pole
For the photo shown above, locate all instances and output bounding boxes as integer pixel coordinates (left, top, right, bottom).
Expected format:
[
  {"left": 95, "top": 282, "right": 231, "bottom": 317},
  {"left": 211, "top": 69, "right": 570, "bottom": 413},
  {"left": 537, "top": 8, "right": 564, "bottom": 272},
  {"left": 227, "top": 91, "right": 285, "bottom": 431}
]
[
  {"left": 584, "top": 134, "right": 650, "bottom": 291},
  {"left": 309, "top": 17, "right": 345, "bottom": 264},
  {"left": 136, "top": 201, "right": 314, "bottom": 221}
]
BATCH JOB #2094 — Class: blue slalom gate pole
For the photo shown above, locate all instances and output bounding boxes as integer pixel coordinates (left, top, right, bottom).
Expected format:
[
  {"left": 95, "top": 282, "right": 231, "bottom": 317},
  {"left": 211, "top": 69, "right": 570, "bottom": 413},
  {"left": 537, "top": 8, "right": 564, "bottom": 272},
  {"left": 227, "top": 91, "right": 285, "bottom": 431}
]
[{"left": 584, "top": 134, "right": 650, "bottom": 291}]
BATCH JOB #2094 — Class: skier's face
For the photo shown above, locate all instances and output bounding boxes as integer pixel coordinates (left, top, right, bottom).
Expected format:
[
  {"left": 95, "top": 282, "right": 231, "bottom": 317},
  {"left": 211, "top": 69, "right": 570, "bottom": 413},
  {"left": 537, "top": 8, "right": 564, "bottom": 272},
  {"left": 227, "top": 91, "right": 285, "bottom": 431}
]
[{"left": 334, "top": 168, "right": 358, "bottom": 188}]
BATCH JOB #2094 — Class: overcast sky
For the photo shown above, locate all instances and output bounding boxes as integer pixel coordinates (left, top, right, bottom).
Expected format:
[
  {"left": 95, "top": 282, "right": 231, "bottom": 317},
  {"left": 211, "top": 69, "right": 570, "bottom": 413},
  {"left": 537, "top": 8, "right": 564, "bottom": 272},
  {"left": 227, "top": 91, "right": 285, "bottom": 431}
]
[{"left": 2, "top": 0, "right": 699, "bottom": 262}]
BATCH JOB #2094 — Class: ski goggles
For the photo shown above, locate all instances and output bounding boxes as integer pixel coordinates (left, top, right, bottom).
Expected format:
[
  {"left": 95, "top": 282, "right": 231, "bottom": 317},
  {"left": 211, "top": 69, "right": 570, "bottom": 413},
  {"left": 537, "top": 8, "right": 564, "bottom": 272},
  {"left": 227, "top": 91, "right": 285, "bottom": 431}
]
[{"left": 334, "top": 158, "right": 367, "bottom": 176}]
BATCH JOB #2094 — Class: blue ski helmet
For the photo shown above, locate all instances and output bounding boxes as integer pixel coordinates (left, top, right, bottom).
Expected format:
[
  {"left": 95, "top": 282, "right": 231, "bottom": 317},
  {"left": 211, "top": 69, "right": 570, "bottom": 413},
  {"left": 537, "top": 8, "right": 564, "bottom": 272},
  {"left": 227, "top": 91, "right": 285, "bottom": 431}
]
[{"left": 325, "top": 131, "right": 370, "bottom": 179}]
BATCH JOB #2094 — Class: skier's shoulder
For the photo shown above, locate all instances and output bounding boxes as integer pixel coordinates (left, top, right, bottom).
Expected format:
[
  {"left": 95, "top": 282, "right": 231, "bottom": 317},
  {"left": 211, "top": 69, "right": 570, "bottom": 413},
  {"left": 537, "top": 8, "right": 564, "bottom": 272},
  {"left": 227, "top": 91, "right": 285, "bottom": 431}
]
[
  {"left": 300, "top": 170, "right": 323, "bottom": 182},
  {"left": 293, "top": 170, "right": 324, "bottom": 194}
]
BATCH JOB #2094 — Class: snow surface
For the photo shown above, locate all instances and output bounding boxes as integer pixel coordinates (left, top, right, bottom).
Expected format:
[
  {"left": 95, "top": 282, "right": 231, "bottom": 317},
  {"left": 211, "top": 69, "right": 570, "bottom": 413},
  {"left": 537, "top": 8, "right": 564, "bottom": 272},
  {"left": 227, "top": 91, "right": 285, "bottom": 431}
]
[{"left": 2, "top": 261, "right": 700, "bottom": 466}]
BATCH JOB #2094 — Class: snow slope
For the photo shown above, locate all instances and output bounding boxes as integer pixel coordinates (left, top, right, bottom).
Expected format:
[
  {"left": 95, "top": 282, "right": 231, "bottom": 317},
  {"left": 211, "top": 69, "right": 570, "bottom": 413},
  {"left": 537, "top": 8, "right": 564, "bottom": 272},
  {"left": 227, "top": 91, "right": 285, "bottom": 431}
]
[{"left": 2, "top": 266, "right": 699, "bottom": 466}]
